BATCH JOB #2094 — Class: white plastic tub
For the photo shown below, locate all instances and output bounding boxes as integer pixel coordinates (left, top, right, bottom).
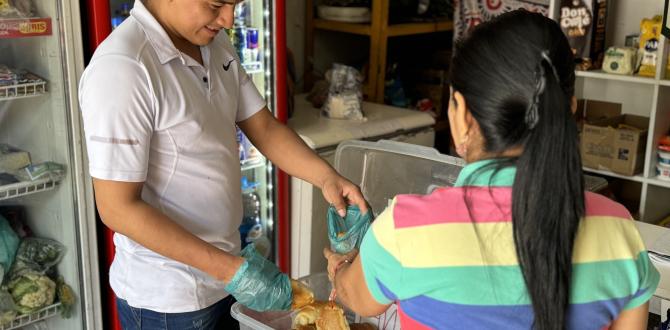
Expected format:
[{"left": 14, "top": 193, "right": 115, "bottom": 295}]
[{"left": 231, "top": 272, "right": 400, "bottom": 330}]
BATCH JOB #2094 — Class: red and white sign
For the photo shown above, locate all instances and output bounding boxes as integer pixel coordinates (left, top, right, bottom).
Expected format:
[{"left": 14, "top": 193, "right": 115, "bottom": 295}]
[{"left": 0, "top": 17, "right": 52, "bottom": 38}]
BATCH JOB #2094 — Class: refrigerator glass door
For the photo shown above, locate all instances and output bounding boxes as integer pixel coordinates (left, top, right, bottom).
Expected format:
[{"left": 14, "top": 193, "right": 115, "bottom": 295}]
[{"left": 0, "top": 0, "right": 99, "bottom": 329}]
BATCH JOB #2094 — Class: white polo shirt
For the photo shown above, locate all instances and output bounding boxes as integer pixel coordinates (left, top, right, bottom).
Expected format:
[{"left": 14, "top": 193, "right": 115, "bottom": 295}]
[{"left": 79, "top": 0, "right": 265, "bottom": 312}]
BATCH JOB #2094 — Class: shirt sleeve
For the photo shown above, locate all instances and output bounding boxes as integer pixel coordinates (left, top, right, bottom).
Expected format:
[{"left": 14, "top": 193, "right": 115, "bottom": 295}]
[
  {"left": 78, "top": 55, "right": 154, "bottom": 182},
  {"left": 622, "top": 250, "right": 660, "bottom": 310},
  {"left": 359, "top": 198, "right": 403, "bottom": 305}
]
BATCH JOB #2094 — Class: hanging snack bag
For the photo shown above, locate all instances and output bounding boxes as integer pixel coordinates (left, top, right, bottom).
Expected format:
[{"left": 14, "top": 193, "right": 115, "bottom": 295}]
[
  {"left": 638, "top": 16, "right": 662, "bottom": 78},
  {"left": 560, "top": 0, "right": 608, "bottom": 70},
  {"left": 327, "top": 205, "right": 372, "bottom": 254}
]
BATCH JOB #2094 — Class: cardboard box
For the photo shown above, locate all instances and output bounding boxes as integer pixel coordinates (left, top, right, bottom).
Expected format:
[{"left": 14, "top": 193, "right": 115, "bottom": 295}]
[{"left": 579, "top": 100, "right": 648, "bottom": 176}]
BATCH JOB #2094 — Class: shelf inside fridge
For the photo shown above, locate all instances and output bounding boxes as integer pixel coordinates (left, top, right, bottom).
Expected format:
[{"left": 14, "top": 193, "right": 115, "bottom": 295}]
[
  {"left": 0, "top": 174, "right": 63, "bottom": 201},
  {"left": 0, "top": 80, "right": 47, "bottom": 101},
  {"left": 0, "top": 17, "right": 52, "bottom": 38},
  {"left": 242, "top": 61, "right": 263, "bottom": 74},
  {"left": 0, "top": 302, "right": 61, "bottom": 330}
]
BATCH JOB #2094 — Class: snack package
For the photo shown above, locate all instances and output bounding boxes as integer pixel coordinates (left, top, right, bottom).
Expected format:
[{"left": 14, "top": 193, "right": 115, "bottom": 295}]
[
  {"left": 602, "top": 47, "right": 638, "bottom": 75},
  {"left": 327, "top": 205, "right": 372, "bottom": 254},
  {"left": 322, "top": 64, "right": 365, "bottom": 121},
  {"left": 638, "top": 15, "right": 662, "bottom": 77},
  {"left": 560, "top": 0, "right": 607, "bottom": 70}
]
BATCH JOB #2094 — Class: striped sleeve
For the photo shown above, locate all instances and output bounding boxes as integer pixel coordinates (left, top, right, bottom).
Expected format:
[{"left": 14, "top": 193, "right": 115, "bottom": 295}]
[
  {"left": 622, "top": 251, "right": 660, "bottom": 310},
  {"left": 359, "top": 198, "right": 402, "bottom": 305}
]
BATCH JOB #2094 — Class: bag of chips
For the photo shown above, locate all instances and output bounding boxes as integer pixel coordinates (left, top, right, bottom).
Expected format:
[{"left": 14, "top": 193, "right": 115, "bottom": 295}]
[{"left": 327, "top": 205, "right": 372, "bottom": 254}]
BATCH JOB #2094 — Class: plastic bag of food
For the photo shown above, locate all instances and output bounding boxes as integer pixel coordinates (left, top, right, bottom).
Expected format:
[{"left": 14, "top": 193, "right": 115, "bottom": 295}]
[
  {"left": 14, "top": 237, "right": 65, "bottom": 274},
  {"left": 0, "top": 289, "right": 17, "bottom": 326},
  {"left": 327, "top": 205, "right": 372, "bottom": 254},
  {"left": 0, "top": 215, "right": 19, "bottom": 277},
  {"left": 7, "top": 271, "right": 56, "bottom": 314},
  {"left": 322, "top": 64, "right": 365, "bottom": 121}
]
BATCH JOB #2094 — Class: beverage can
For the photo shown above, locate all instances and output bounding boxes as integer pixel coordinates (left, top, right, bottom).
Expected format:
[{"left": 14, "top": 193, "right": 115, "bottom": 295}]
[{"left": 232, "top": 27, "right": 247, "bottom": 62}]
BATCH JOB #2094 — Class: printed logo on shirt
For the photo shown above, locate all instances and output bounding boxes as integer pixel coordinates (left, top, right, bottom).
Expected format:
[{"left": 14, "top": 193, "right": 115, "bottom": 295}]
[{"left": 223, "top": 59, "right": 235, "bottom": 71}]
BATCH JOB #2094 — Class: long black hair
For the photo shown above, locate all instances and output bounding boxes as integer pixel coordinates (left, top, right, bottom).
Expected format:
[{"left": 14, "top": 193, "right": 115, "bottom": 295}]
[{"left": 450, "top": 10, "right": 584, "bottom": 330}]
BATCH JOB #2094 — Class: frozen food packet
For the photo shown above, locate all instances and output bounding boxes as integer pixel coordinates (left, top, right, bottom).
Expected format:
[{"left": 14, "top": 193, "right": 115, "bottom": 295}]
[
  {"left": 14, "top": 237, "right": 65, "bottom": 274},
  {"left": 0, "top": 289, "right": 17, "bottom": 326},
  {"left": 0, "top": 215, "right": 19, "bottom": 276},
  {"left": 16, "top": 162, "right": 65, "bottom": 181},
  {"left": 327, "top": 205, "right": 372, "bottom": 254}
]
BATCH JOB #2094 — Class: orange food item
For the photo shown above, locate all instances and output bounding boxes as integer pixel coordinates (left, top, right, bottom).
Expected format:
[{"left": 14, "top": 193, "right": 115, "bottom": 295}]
[{"left": 291, "top": 280, "right": 315, "bottom": 310}]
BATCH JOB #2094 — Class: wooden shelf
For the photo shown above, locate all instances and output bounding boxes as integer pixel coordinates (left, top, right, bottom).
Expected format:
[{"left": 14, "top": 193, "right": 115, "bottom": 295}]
[
  {"left": 313, "top": 19, "right": 371, "bottom": 36},
  {"left": 386, "top": 21, "right": 454, "bottom": 37},
  {"left": 575, "top": 70, "right": 656, "bottom": 85}
]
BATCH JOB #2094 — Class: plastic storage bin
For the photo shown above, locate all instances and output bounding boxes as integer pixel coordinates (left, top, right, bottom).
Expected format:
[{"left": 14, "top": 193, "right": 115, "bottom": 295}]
[{"left": 231, "top": 272, "right": 400, "bottom": 330}]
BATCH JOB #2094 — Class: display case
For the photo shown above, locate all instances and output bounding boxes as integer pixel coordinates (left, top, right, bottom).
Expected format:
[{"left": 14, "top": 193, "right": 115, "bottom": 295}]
[{"left": 0, "top": 0, "right": 101, "bottom": 329}]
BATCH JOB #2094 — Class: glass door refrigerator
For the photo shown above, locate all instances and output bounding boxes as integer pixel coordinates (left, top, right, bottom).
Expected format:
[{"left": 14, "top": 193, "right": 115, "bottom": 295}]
[
  {"left": 0, "top": 0, "right": 102, "bottom": 329},
  {"left": 82, "top": 1, "right": 289, "bottom": 329}
]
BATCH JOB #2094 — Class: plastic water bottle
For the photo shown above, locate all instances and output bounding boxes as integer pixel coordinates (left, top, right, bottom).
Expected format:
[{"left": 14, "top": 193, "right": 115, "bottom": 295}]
[{"left": 239, "top": 177, "right": 261, "bottom": 247}]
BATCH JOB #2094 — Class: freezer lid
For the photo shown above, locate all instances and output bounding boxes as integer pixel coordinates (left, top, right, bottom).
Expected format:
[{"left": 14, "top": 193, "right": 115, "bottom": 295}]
[
  {"left": 334, "top": 140, "right": 611, "bottom": 217},
  {"left": 288, "top": 94, "right": 436, "bottom": 149},
  {"left": 334, "top": 140, "right": 465, "bottom": 216}
]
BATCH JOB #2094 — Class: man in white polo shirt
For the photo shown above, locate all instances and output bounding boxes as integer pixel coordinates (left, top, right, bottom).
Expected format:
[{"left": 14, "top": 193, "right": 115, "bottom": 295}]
[{"left": 78, "top": 0, "right": 368, "bottom": 328}]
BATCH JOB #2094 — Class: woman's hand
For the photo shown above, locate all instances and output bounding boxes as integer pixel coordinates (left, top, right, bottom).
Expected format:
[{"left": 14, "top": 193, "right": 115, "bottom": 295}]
[
  {"left": 323, "top": 248, "right": 359, "bottom": 282},
  {"left": 320, "top": 173, "right": 369, "bottom": 217}
]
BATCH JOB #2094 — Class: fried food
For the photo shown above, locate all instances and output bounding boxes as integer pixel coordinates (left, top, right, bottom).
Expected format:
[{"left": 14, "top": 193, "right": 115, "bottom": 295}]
[
  {"left": 293, "top": 301, "right": 351, "bottom": 330},
  {"left": 291, "top": 279, "right": 315, "bottom": 310}
]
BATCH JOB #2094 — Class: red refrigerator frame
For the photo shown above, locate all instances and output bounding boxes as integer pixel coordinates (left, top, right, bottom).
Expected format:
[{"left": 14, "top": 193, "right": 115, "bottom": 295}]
[{"left": 83, "top": 1, "right": 289, "bottom": 328}]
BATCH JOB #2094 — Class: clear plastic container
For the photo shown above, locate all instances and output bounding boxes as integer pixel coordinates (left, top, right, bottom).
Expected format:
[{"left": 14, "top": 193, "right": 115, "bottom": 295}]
[{"left": 231, "top": 272, "right": 400, "bottom": 330}]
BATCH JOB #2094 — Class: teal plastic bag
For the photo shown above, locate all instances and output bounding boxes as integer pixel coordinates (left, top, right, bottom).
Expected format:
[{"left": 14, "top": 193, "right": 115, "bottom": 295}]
[
  {"left": 328, "top": 205, "right": 372, "bottom": 254},
  {"left": 0, "top": 215, "right": 19, "bottom": 281}
]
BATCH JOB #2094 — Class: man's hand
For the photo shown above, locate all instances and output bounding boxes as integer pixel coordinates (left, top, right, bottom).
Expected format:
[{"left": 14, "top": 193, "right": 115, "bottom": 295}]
[
  {"left": 320, "top": 173, "right": 369, "bottom": 217},
  {"left": 224, "top": 244, "right": 292, "bottom": 311}
]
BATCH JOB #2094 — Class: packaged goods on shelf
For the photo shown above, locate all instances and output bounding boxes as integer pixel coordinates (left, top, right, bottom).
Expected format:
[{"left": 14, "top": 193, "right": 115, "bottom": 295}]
[
  {"left": 560, "top": 0, "right": 607, "bottom": 70},
  {"left": 602, "top": 47, "right": 638, "bottom": 75},
  {"left": 638, "top": 15, "right": 662, "bottom": 78},
  {"left": 0, "top": 0, "right": 35, "bottom": 18},
  {"left": 0, "top": 145, "right": 30, "bottom": 173},
  {"left": 577, "top": 99, "right": 648, "bottom": 176}
]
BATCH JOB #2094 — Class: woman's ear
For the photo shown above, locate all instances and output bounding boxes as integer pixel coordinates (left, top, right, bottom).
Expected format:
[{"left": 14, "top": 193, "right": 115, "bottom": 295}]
[{"left": 453, "top": 91, "right": 472, "bottom": 136}]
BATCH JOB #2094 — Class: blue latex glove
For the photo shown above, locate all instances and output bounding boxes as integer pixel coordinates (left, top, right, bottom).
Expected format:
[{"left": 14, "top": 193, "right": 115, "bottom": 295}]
[{"left": 224, "top": 244, "right": 292, "bottom": 311}]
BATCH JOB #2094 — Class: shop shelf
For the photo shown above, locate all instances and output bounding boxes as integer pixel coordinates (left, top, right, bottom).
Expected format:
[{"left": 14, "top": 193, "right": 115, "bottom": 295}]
[
  {"left": 660, "top": 80, "right": 670, "bottom": 87},
  {"left": 386, "top": 20, "right": 454, "bottom": 37},
  {"left": 582, "top": 167, "right": 646, "bottom": 183},
  {"left": 0, "top": 175, "right": 63, "bottom": 201},
  {"left": 0, "top": 17, "right": 52, "bottom": 38},
  {"left": 575, "top": 70, "right": 656, "bottom": 85},
  {"left": 313, "top": 18, "right": 372, "bottom": 36},
  {"left": 0, "top": 303, "right": 61, "bottom": 330},
  {"left": 242, "top": 61, "right": 264, "bottom": 74},
  {"left": 241, "top": 157, "right": 265, "bottom": 172},
  {"left": 0, "top": 80, "right": 47, "bottom": 101},
  {"left": 648, "top": 177, "right": 670, "bottom": 189}
]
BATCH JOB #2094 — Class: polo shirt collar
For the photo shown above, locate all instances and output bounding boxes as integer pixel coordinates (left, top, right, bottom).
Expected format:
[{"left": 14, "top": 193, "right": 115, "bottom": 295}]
[
  {"left": 454, "top": 158, "right": 517, "bottom": 187},
  {"left": 130, "top": 0, "right": 182, "bottom": 65}
]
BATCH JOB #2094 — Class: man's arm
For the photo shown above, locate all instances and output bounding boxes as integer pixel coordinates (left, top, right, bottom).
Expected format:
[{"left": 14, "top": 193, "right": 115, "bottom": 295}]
[
  {"left": 238, "top": 108, "right": 368, "bottom": 215},
  {"left": 93, "top": 179, "right": 243, "bottom": 282}
]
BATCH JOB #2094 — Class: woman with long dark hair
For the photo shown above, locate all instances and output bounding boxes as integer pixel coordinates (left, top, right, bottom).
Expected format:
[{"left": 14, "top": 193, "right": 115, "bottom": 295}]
[{"left": 324, "top": 10, "right": 659, "bottom": 329}]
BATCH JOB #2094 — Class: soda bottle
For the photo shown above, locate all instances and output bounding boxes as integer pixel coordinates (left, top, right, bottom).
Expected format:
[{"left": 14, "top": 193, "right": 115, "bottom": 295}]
[{"left": 239, "top": 177, "right": 261, "bottom": 247}]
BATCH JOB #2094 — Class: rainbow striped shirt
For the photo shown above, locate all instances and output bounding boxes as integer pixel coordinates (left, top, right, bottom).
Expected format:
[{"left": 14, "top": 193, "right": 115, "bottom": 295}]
[{"left": 359, "top": 159, "right": 659, "bottom": 329}]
